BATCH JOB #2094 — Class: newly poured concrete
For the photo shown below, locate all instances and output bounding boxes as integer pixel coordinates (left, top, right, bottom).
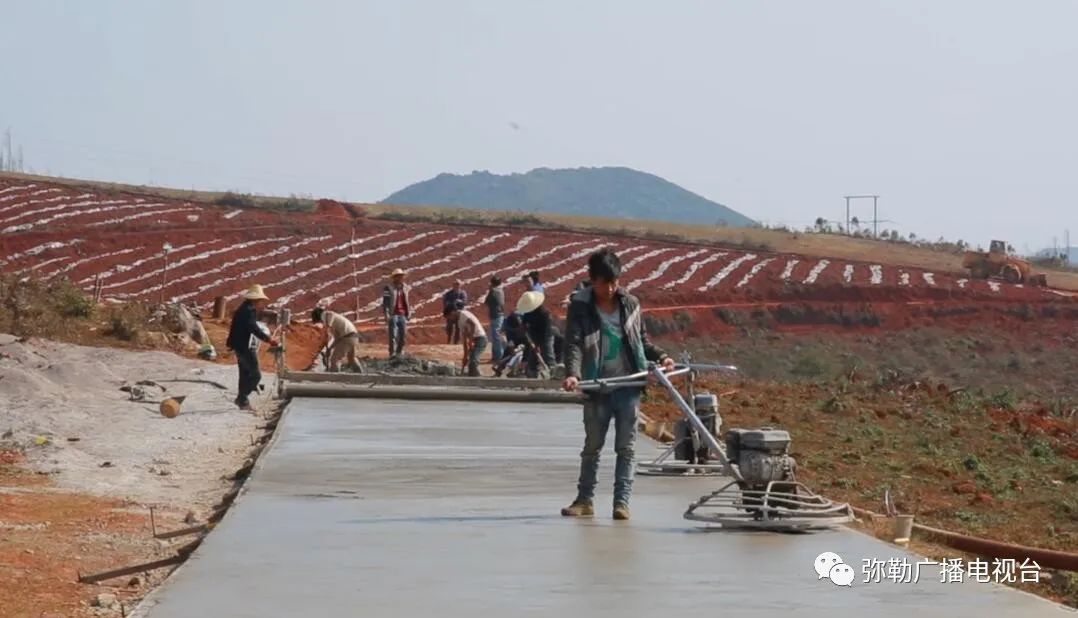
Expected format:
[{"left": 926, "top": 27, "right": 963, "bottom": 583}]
[{"left": 140, "top": 398, "right": 1066, "bottom": 617}]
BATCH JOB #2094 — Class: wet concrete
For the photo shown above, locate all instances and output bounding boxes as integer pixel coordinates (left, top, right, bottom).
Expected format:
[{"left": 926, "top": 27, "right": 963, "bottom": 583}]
[{"left": 140, "top": 398, "right": 1067, "bottom": 617}]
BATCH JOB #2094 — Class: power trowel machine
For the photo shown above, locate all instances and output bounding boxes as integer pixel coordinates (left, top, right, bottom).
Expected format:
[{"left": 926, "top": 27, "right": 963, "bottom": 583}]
[{"left": 580, "top": 363, "right": 854, "bottom": 532}]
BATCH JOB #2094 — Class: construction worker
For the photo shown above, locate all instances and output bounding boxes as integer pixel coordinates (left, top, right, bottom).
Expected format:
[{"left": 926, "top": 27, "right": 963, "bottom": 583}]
[
  {"left": 442, "top": 280, "right": 468, "bottom": 344},
  {"left": 445, "top": 300, "right": 487, "bottom": 377},
  {"left": 561, "top": 249, "right": 674, "bottom": 521},
  {"left": 528, "top": 270, "right": 545, "bottom": 293},
  {"left": 484, "top": 276, "right": 506, "bottom": 363},
  {"left": 493, "top": 311, "right": 528, "bottom": 377},
  {"left": 225, "top": 284, "right": 278, "bottom": 411},
  {"left": 311, "top": 307, "right": 362, "bottom": 372},
  {"left": 381, "top": 268, "right": 410, "bottom": 358},
  {"left": 518, "top": 291, "right": 554, "bottom": 378}
]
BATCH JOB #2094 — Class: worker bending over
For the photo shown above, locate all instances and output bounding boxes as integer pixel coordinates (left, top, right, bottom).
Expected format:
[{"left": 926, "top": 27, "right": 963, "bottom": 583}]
[
  {"left": 445, "top": 300, "right": 488, "bottom": 377},
  {"left": 311, "top": 307, "right": 363, "bottom": 373}
]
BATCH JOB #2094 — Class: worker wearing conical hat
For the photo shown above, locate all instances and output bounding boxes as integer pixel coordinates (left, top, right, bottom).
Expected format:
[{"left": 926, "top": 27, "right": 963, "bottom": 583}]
[
  {"left": 517, "top": 290, "right": 555, "bottom": 379},
  {"left": 225, "top": 284, "right": 278, "bottom": 411}
]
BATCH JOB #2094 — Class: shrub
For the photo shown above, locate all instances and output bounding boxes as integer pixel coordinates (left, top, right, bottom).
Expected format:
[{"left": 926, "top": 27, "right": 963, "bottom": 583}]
[
  {"left": 987, "top": 389, "right": 1017, "bottom": 411},
  {"left": 791, "top": 355, "right": 828, "bottom": 378},
  {"left": 106, "top": 303, "right": 151, "bottom": 341},
  {"left": 214, "top": 191, "right": 255, "bottom": 208},
  {"left": 0, "top": 276, "right": 94, "bottom": 337},
  {"left": 51, "top": 282, "right": 93, "bottom": 318},
  {"left": 278, "top": 194, "right": 315, "bottom": 212}
]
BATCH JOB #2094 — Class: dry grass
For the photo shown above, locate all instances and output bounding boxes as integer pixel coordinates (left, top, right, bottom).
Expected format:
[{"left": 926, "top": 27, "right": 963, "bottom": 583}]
[{"left": 5, "top": 171, "right": 1075, "bottom": 291}]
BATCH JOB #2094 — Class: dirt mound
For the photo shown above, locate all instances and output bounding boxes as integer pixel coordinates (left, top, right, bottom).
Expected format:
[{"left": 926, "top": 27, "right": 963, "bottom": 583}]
[{"left": 315, "top": 199, "right": 352, "bottom": 219}]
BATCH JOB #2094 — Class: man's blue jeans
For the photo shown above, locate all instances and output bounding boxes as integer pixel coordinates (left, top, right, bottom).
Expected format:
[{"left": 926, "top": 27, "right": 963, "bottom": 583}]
[
  {"left": 388, "top": 315, "right": 407, "bottom": 357},
  {"left": 466, "top": 335, "right": 488, "bottom": 377},
  {"left": 576, "top": 387, "right": 641, "bottom": 506},
  {"left": 489, "top": 315, "right": 505, "bottom": 363}
]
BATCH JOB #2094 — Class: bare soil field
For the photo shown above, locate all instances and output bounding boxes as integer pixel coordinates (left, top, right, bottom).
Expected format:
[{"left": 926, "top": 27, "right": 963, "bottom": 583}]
[{"left": 0, "top": 336, "right": 273, "bottom": 617}]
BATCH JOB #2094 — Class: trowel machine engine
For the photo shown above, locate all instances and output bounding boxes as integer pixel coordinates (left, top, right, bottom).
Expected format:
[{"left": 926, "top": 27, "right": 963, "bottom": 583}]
[
  {"left": 639, "top": 393, "right": 726, "bottom": 476},
  {"left": 724, "top": 428, "right": 796, "bottom": 492},
  {"left": 674, "top": 394, "right": 720, "bottom": 464}
]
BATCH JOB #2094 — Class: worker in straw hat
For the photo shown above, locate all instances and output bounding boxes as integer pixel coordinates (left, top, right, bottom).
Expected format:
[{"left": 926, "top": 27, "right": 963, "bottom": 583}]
[
  {"left": 517, "top": 290, "right": 555, "bottom": 379},
  {"left": 225, "top": 284, "right": 278, "bottom": 411},
  {"left": 381, "top": 268, "right": 410, "bottom": 358}
]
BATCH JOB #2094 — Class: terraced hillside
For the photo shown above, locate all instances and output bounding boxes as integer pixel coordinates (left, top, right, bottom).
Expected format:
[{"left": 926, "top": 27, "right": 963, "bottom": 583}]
[{"left": 0, "top": 178, "right": 1073, "bottom": 334}]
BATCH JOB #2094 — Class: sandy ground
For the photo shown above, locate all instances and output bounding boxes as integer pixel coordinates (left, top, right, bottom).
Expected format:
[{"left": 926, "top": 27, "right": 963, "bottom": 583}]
[
  {"left": 0, "top": 334, "right": 267, "bottom": 508},
  {"left": 0, "top": 334, "right": 272, "bottom": 617}
]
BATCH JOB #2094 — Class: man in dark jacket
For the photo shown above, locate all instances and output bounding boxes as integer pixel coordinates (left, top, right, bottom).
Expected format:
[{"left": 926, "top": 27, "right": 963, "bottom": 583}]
[
  {"left": 442, "top": 280, "right": 468, "bottom": 344},
  {"left": 226, "top": 284, "right": 278, "bottom": 410},
  {"left": 484, "top": 276, "right": 506, "bottom": 363},
  {"left": 517, "top": 291, "right": 555, "bottom": 378},
  {"left": 560, "top": 249, "right": 674, "bottom": 521},
  {"left": 381, "top": 268, "right": 410, "bottom": 357}
]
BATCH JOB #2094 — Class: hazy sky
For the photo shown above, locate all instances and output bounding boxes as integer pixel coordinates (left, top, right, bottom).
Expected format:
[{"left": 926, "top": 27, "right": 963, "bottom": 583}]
[{"left": 2, "top": 1, "right": 1076, "bottom": 251}]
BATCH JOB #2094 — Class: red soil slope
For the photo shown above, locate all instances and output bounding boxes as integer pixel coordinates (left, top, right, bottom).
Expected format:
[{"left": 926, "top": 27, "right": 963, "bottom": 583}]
[{"left": 1, "top": 178, "right": 1074, "bottom": 336}]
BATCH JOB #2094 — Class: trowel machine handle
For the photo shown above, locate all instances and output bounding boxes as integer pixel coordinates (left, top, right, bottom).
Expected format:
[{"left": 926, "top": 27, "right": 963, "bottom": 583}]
[{"left": 577, "top": 363, "right": 737, "bottom": 393}]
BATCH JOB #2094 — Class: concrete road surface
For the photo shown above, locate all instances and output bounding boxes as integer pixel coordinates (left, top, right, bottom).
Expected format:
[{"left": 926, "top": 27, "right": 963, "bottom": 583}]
[{"left": 137, "top": 398, "right": 1068, "bottom": 617}]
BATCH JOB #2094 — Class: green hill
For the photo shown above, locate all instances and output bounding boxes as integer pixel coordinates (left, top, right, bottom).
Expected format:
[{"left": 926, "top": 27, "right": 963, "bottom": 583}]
[{"left": 381, "top": 167, "right": 755, "bottom": 227}]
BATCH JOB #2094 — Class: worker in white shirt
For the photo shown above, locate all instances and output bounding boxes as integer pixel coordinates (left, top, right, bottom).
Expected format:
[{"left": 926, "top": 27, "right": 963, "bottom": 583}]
[
  {"left": 311, "top": 307, "right": 362, "bottom": 373},
  {"left": 443, "top": 300, "right": 488, "bottom": 377}
]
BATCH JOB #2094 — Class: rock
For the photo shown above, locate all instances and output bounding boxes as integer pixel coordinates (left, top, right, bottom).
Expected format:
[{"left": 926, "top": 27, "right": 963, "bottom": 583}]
[
  {"left": 92, "top": 593, "right": 118, "bottom": 608},
  {"left": 160, "top": 396, "right": 186, "bottom": 418},
  {"left": 127, "top": 576, "right": 142, "bottom": 588},
  {"left": 951, "top": 481, "right": 977, "bottom": 495},
  {"left": 136, "top": 331, "right": 171, "bottom": 348}
]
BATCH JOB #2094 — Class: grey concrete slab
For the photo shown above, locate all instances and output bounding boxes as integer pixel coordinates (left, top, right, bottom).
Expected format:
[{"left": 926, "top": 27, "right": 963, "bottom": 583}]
[{"left": 139, "top": 398, "right": 1067, "bottom": 617}]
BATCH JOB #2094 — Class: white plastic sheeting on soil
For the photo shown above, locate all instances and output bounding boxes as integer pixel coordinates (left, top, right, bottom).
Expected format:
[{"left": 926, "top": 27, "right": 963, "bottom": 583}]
[
  {"left": 699, "top": 253, "right": 756, "bottom": 291},
  {"left": 802, "top": 259, "right": 830, "bottom": 284},
  {"left": 662, "top": 252, "right": 728, "bottom": 289}
]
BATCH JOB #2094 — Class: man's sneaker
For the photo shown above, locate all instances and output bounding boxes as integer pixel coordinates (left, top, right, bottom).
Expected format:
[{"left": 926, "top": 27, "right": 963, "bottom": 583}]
[
  {"left": 613, "top": 503, "right": 631, "bottom": 521},
  {"left": 560, "top": 500, "right": 594, "bottom": 517}
]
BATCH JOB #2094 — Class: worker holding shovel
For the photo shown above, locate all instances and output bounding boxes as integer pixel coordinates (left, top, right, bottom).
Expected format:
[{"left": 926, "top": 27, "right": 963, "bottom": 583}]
[
  {"left": 226, "top": 284, "right": 278, "bottom": 411},
  {"left": 445, "top": 300, "right": 488, "bottom": 377},
  {"left": 311, "top": 307, "right": 363, "bottom": 373},
  {"left": 561, "top": 249, "right": 674, "bottom": 521},
  {"left": 517, "top": 291, "right": 555, "bottom": 379}
]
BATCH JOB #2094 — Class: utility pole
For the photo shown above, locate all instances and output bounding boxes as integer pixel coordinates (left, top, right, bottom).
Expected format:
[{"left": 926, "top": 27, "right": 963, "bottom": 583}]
[
  {"left": 843, "top": 195, "right": 880, "bottom": 237},
  {"left": 159, "top": 243, "right": 172, "bottom": 304},
  {"left": 873, "top": 195, "right": 878, "bottom": 238},
  {"left": 844, "top": 197, "right": 850, "bottom": 236}
]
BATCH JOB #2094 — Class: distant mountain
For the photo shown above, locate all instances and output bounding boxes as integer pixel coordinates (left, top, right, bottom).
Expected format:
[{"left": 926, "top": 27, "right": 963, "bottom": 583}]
[{"left": 381, "top": 167, "right": 755, "bottom": 227}]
